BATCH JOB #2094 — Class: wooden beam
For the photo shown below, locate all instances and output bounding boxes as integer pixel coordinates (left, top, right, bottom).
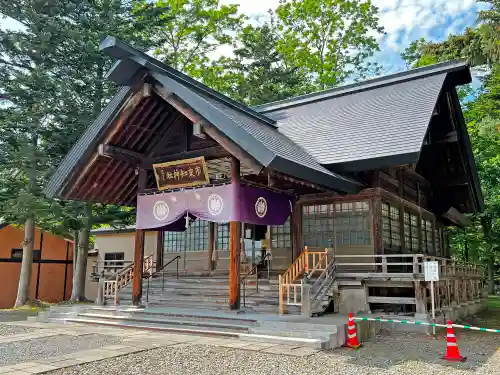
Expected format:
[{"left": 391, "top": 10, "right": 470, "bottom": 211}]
[
  {"left": 229, "top": 156, "right": 241, "bottom": 310},
  {"left": 372, "top": 169, "right": 381, "bottom": 188},
  {"left": 98, "top": 144, "right": 144, "bottom": 164},
  {"left": 423, "top": 131, "right": 458, "bottom": 145},
  {"left": 154, "top": 86, "right": 263, "bottom": 175},
  {"left": 291, "top": 200, "right": 302, "bottom": 261},
  {"left": 98, "top": 144, "right": 227, "bottom": 168},
  {"left": 64, "top": 87, "right": 147, "bottom": 198},
  {"left": 202, "top": 123, "right": 263, "bottom": 175},
  {"left": 270, "top": 170, "right": 330, "bottom": 192}
]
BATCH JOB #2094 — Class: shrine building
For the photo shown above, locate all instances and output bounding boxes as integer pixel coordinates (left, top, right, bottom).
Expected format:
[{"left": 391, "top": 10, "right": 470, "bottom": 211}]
[{"left": 45, "top": 36, "right": 486, "bottom": 322}]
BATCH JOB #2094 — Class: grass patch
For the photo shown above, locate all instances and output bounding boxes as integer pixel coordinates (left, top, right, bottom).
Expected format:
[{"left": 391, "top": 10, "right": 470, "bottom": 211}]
[
  {"left": 0, "top": 299, "right": 50, "bottom": 312},
  {"left": 487, "top": 295, "right": 500, "bottom": 309}
]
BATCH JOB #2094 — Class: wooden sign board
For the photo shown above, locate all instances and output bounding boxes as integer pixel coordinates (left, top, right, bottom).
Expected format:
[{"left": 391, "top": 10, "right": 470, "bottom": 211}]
[{"left": 152, "top": 156, "right": 209, "bottom": 190}]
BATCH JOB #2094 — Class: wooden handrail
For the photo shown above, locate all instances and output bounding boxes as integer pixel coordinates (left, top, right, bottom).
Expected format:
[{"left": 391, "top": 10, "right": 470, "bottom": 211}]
[
  {"left": 103, "top": 253, "right": 155, "bottom": 304},
  {"left": 279, "top": 247, "right": 329, "bottom": 314}
]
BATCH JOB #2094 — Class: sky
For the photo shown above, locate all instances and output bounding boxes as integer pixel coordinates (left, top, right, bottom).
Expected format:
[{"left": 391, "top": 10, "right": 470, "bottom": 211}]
[
  {"left": 0, "top": 0, "right": 489, "bottom": 75},
  {"left": 220, "top": 0, "right": 489, "bottom": 74}
]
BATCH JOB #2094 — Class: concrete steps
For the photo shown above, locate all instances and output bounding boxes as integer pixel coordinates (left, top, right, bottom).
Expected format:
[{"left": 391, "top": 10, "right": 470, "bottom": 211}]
[
  {"left": 38, "top": 306, "right": 343, "bottom": 349},
  {"left": 113, "top": 273, "right": 281, "bottom": 314}
]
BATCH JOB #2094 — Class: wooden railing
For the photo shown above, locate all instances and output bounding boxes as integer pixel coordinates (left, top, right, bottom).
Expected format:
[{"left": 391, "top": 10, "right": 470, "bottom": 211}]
[
  {"left": 280, "top": 247, "right": 328, "bottom": 285},
  {"left": 103, "top": 253, "right": 155, "bottom": 304},
  {"left": 334, "top": 254, "right": 485, "bottom": 278},
  {"left": 279, "top": 247, "right": 329, "bottom": 314}
]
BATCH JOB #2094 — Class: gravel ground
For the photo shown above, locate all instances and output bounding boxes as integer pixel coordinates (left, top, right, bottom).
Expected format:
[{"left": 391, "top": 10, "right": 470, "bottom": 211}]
[
  {"left": 0, "top": 334, "right": 122, "bottom": 365},
  {"left": 0, "top": 324, "right": 37, "bottom": 336},
  {"left": 47, "top": 330, "right": 500, "bottom": 375}
]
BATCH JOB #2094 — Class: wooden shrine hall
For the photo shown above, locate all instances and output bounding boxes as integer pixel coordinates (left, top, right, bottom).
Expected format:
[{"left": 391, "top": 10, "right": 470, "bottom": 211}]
[{"left": 46, "top": 36, "right": 486, "bottom": 320}]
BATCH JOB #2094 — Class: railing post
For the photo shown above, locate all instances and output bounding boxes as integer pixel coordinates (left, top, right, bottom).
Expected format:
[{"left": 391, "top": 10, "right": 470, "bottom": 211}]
[
  {"left": 413, "top": 255, "right": 419, "bottom": 274},
  {"left": 255, "top": 265, "right": 259, "bottom": 293},
  {"left": 279, "top": 275, "right": 284, "bottom": 315},
  {"left": 301, "top": 279, "right": 311, "bottom": 317},
  {"left": 382, "top": 255, "right": 388, "bottom": 273},
  {"left": 176, "top": 257, "right": 179, "bottom": 279},
  {"left": 96, "top": 270, "right": 105, "bottom": 306},
  {"left": 242, "top": 279, "right": 246, "bottom": 307},
  {"left": 114, "top": 273, "right": 119, "bottom": 305},
  {"left": 162, "top": 264, "right": 165, "bottom": 291}
]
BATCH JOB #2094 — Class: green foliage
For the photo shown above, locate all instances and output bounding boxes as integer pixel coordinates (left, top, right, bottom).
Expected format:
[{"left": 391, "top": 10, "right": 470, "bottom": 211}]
[
  {"left": 135, "top": 0, "right": 244, "bottom": 74},
  {"left": 194, "top": 19, "right": 314, "bottom": 105},
  {"left": 401, "top": 1, "right": 500, "bottom": 288},
  {"left": 275, "top": 0, "right": 385, "bottom": 89}
]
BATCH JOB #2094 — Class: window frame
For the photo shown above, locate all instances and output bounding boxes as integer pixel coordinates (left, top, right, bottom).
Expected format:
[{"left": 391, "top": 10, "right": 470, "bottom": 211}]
[{"left": 271, "top": 217, "right": 292, "bottom": 249}]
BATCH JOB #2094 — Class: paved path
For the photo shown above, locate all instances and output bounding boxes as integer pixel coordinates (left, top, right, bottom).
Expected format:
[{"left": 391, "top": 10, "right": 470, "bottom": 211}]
[
  {"left": 0, "top": 321, "right": 499, "bottom": 374},
  {"left": 0, "top": 321, "right": 320, "bottom": 374}
]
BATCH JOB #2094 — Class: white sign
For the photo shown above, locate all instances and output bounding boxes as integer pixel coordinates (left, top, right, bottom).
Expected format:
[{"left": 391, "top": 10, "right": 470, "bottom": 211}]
[{"left": 424, "top": 261, "right": 440, "bottom": 282}]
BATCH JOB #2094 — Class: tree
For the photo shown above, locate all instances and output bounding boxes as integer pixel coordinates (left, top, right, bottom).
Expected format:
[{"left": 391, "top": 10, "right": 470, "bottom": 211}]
[
  {"left": 41, "top": 0, "right": 155, "bottom": 301},
  {"left": 400, "top": 0, "right": 500, "bottom": 293},
  {"left": 195, "top": 19, "right": 314, "bottom": 105},
  {"left": 0, "top": 0, "right": 150, "bottom": 304},
  {"left": 0, "top": 0, "right": 73, "bottom": 306},
  {"left": 274, "top": 0, "right": 384, "bottom": 90},
  {"left": 135, "top": 0, "right": 244, "bottom": 75}
]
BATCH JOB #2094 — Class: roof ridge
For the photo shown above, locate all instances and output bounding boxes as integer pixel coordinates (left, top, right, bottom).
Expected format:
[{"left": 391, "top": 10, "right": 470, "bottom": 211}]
[
  {"left": 255, "top": 60, "right": 469, "bottom": 113},
  {"left": 100, "top": 36, "right": 277, "bottom": 128}
]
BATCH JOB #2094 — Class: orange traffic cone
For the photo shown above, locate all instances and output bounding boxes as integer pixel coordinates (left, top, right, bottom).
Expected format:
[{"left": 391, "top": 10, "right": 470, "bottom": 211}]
[
  {"left": 344, "top": 312, "right": 362, "bottom": 349},
  {"left": 442, "top": 320, "right": 466, "bottom": 362}
]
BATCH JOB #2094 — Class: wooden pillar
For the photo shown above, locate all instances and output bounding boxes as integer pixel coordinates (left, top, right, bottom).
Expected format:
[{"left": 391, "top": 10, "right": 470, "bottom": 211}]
[
  {"left": 398, "top": 170, "right": 406, "bottom": 251},
  {"left": 267, "top": 172, "right": 275, "bottom": 256},
  {"left": 291, "top": 201, "right": 302, "bottom": 261},
  {"left": 207, "top": 222, "right": 215, "bottom": 271},
  {"left": 416, "top": 182, "right": 423, "bottom": 254},
  {"left": 229, "top": 157, "right": 241, "bottom": 310},
  {"left": 132, "top": 169, "right": 147, "bottom": 306},
  {"left": 156, "top": 231, "right": 164, "bottom": 272},
  {"left": 132, "top": 229, "right": 145, "bottom": 305},
  {"left": 372, "top": 195, "right": 383, "bottom": 255}
]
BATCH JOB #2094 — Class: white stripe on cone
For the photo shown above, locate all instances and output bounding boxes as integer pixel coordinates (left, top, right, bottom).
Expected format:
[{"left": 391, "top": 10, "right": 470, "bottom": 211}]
[
  {"left": 447, "top": 342, "right": 458, "bottom": 347},
  {"left": 348, "top": 333, "right": 357, "bottom": 339},
  {"left": 447, "top": 334, "right": 456, "bottom": 338}
]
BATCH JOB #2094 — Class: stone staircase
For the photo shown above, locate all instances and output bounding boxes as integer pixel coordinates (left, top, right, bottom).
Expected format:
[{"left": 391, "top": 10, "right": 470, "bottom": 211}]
[
  {"left": 36, "top": 305, "right": 347, "bottom": 349},
  {"left": 111, "top": 270, "right": 281, "bottom": 314}
]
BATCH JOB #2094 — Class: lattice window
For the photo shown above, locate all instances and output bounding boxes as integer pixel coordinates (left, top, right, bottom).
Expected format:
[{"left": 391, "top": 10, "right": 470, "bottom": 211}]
[
  {"left": 164, "top": 219, "right": 209, "bottom": 252},
  {"left": 421, "top": 219, "right": 434, "bottom": 254},
  {"left": 271, "top": 217, "right": 291, "bottom": 249},
  {"left": 164, "top": 231, "right": 184, "bottom": 253},
  {"left": 404, "top": 212, "right": 419, "bottom": 251},
  {"left": 302, "top": 204, "right": 335, "bottom": 248},
  {"left": 186, "top": 219, "right": 209, "bottom": 251},
  {"left": 382, "top": 203, "right": 401, "bottom": 248},
  {"left": 435, "top": 227, "right": 443, "bottom": 257},
  {"left": 334, "top": 201, "right": 371, "bottom": 246},
  {"left": 216, "top": 223, "right": 230, "bottom": 251}
]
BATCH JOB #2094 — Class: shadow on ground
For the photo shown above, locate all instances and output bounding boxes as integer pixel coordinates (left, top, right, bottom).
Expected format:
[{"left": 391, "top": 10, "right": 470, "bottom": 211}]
[{"left": 330, "top": 298, "right": 500, "bottom": 372}]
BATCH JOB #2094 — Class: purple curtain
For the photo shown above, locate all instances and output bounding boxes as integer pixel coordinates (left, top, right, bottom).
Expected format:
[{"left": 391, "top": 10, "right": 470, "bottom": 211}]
[{"left": 136, "top": 183, "right": 293, "bottom": 230}]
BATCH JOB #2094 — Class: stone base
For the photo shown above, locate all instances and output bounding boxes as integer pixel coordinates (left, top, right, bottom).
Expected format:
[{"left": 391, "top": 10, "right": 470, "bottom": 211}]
[{"left": 338, "top": 285, "right": 369, "bottom": 314}]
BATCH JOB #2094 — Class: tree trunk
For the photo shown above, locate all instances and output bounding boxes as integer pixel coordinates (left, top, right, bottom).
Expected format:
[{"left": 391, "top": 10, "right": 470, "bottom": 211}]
[
  {"left": 14, "top": 216, "right": 36, "bottom": 307},
  {"left": 73, "top": 230, "right": 79, "bottom": 273},
  {"left": 488, "top": 255, "right": 495, "bottom": 295},
  {"left": 14, "top": 131, "right": 38, "bottom": 307},
  {"left": 70, "top": 204, "right": 92, "bottom": 301},
  {"left": 481, "top": 216, "right": 495, "bottom": 294}
]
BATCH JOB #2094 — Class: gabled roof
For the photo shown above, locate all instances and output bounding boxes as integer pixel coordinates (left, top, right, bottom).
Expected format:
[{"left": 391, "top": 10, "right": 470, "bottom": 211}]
[
  {"left": 45, "top": 37, "right": 361, "bottom": 199},
  {"left": 256, "top": 61, "right": 471, "bottom": 169}
]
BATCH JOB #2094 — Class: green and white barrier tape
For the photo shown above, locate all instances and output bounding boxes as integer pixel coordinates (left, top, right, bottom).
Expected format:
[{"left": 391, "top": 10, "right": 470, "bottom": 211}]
[{"left": 353, "top": 316, "right": 500, "bottom": 334}]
